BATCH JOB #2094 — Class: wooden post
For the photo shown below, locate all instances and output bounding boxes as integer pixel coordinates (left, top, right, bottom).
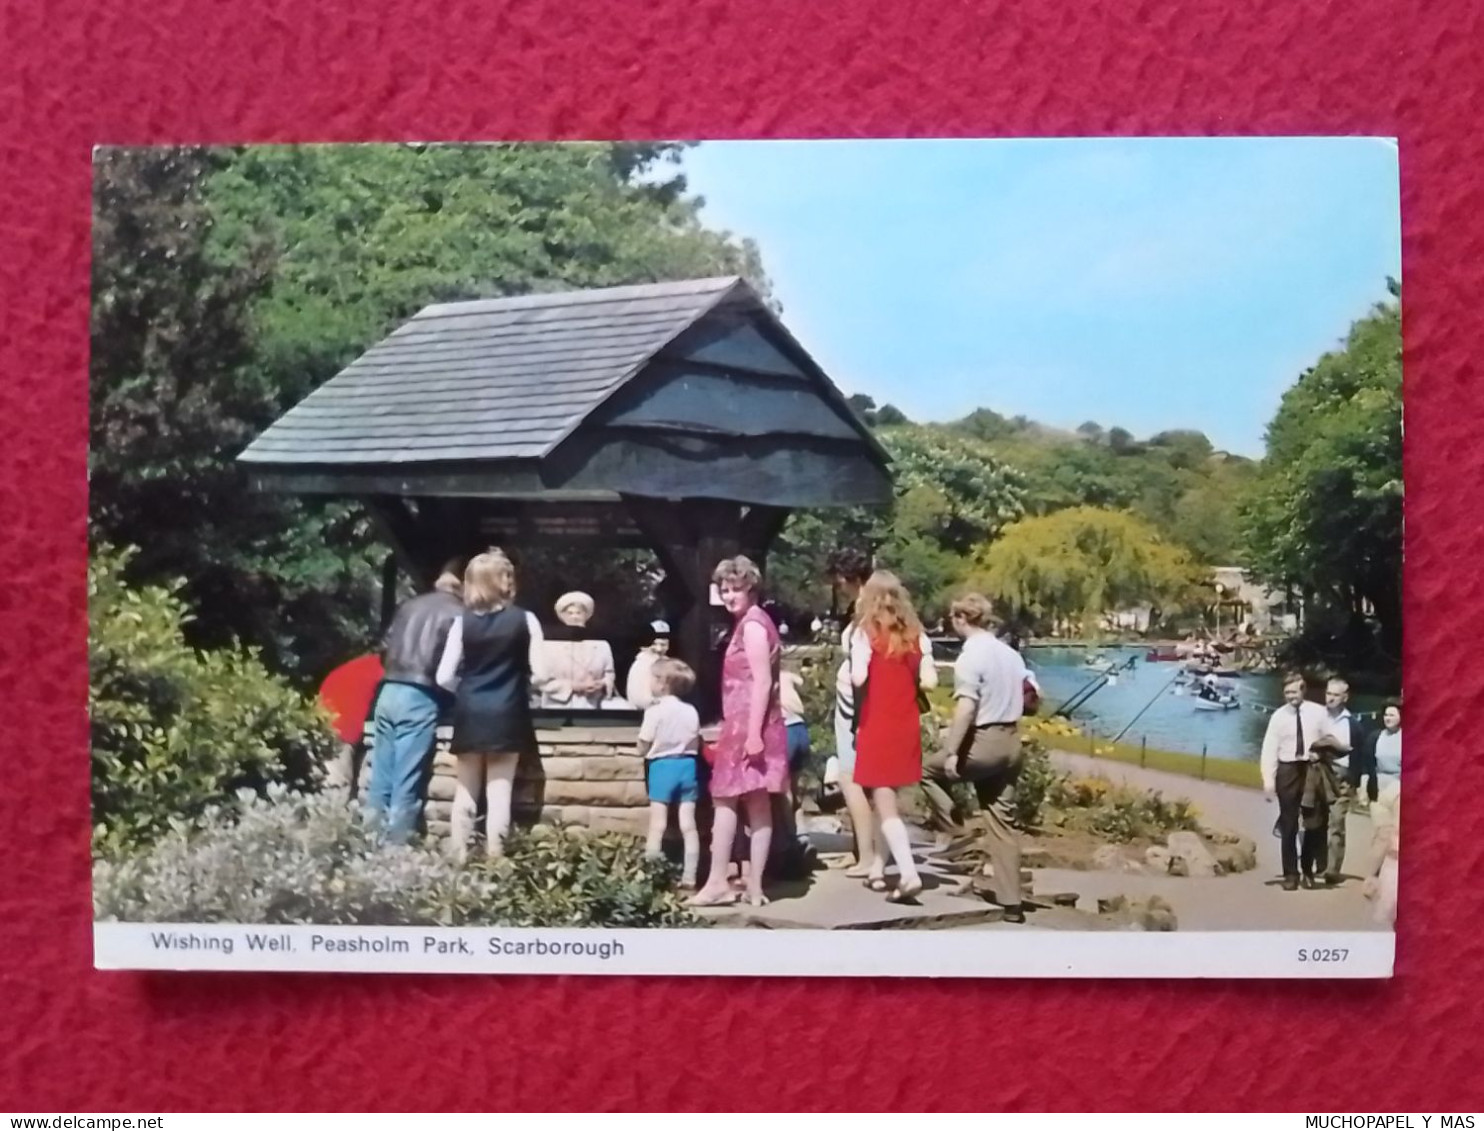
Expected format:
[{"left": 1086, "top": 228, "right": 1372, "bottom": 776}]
[{"left": 379, "top": 553, "right": 399, "bottom": 633}]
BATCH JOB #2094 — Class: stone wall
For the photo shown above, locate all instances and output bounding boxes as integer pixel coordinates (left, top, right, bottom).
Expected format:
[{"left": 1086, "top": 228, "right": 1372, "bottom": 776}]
[{"left": 344, "top": 723, "right": 652, "bottom": 839}]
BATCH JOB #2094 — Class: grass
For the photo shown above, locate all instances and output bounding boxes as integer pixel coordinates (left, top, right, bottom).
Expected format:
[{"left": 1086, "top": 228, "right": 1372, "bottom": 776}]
[{"left": 1025, "top": 717, "right": 1263, "bottom": 789}]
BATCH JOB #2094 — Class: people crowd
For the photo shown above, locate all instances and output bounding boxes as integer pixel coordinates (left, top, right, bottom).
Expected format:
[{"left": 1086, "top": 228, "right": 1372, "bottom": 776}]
[
  {"left": 1260, "top": 673, "right": 1402, "bottom": 917},
  {"left": 363, "top": 544, "right": 1398, "bottom": 927},
  {"left": 359, "top": 543, "right": 1035, "bottom": 916}
]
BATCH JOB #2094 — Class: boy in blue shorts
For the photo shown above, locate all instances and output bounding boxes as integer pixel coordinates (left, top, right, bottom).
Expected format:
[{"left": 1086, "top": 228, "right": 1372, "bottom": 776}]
[{"left": 640, "top": 657, "right": 702, "bottom": 888}]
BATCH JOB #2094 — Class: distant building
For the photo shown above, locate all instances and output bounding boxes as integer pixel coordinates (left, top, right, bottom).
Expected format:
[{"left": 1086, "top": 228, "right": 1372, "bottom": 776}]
[{"left": 1212, "top": 566, "right": 1298, "bottom": 633}]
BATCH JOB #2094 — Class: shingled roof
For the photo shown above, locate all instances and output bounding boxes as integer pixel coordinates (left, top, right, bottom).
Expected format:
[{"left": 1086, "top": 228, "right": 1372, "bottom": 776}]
[
  {"left": 240, "top": 275, "right": 893, "bottom": 508},
  {"left": 242, "top": 277, "right": 773, "bottom": 466}
]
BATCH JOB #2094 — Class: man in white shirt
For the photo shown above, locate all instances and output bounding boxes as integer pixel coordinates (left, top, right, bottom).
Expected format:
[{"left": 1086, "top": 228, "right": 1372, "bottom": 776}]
[
  {"left": 921, "top": 593, "right": 1029, "bottom": 922},
  {"left": 1260, "top": 674, "right": 1334, "bottom": 890}
]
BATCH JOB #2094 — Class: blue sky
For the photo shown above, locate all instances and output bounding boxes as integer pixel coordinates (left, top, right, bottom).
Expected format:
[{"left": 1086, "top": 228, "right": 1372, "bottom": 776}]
[{"left": 678, "top": 138, "right": 1401, "bottom": 457}]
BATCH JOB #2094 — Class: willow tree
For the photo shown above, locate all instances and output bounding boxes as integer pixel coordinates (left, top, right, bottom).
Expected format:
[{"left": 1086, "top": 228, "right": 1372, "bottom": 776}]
[{"left": 969, "top": 506, "right": 1202, "bottom": 635}]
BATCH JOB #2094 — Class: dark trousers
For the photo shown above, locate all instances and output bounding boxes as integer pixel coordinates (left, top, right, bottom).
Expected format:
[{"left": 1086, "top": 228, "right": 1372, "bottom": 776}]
[{"left": 1275, "top": 761, "right": 1327, "bottom": 878}]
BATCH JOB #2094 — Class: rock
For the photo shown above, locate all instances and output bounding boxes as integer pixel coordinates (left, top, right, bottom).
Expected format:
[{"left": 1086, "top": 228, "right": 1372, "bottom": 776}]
[
  {"left": 426, "top": 776, "right": 457, "bottom": 802},
  {"left": 798, "top": 814, "right": 843, "bottom": 835},
  {"left": 1097, "top": 895, "right": 1128, "bottom": 915},
  {"left": 1145, "top": 845, "right": 1173, "bottom": 873},
  {"left": 1166, "top": 830, "right": 1221, "bottom": 878},
  {"left": 1092, "top": 845, "right": 1127, "bottom": 871},
  {"left": 1049, "top": 891, "right": 1080, "bottom": 908},
  {"left": 1211, "top": 837, "right": 1258, "bottom": 874},
  {"left": 1137, "top": 903, "right": 1179, "bottom": 932},
  {"left": 1168, "top": 855, "right": 1189, "bottom": 877}
]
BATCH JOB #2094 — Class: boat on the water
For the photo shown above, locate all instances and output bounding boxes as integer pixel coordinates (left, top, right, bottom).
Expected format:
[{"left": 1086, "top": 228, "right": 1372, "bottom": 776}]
[
  {"left": 1193, "top": 697, "right": 1240, "bottom": 712},
  {"left": 1145, "top": 648, "right": 1181, "bottom": 662}
]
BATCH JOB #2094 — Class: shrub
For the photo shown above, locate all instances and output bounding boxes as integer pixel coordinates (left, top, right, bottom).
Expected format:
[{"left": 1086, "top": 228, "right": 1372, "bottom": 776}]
[
  {"left": 1045, "top": 775, "right": 1201, "bottom": 844},
  {"left": 93, "top": 787, "right": 700, "bottom": 928},
  {"left": 1013, "top": 738, "right": 1059, "bottom": 829},
  {"left": 89, "top": 545, "right": 338, "bottom": 856}
]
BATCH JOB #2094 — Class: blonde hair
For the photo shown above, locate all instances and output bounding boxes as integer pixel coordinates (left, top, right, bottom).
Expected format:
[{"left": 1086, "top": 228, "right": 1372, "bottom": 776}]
[
  {"left": 463, "top": 548, "right": 517, "bottom": 613},
  {"left": 712, "top": 555, "right": 762, "bottom": 596},
  {"left": 949, "top": 592, "right": 997, "bottom": 630},
  {"left": 652, "top": 657, "right": 696, "bottom": 697},
  {"left": 855, "top": 570, "right": 924, "bottom": 658}
]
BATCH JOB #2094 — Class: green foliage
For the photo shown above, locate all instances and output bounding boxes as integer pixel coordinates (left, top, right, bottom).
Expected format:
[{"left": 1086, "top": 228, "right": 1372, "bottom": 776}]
[
  {"left": 90, "top": 146, "right": 387, "bottom": 681},
  {"left": 204, "top": 143, "right": 770, "bottom": 408},
  {"left": 479, "top": 826, "right": 698, "bottom": 928},
  {"left": 89, "top": 545, "right": 337, "bottom": 857},
  {"left": 969, "top": 506, "right": 1203, "bottom": 634},
  {"left": 93, "top": 787, "right": 699, "bottom": 928},
  {"left": 1012, "top": 743, "right": 1201, "bottom": 843},
  {"left": 1013, "top": 739, "right": 1059, "bottom": 829},
  {"left": 1242, "top": 290, "right": 1402, "bottom": 666},
  {"left": 766, "top": 427, "right": 1027, "bottom": 619},
  {"left": 1044, "top": 776, "right": 1201, "bottom": 843}
]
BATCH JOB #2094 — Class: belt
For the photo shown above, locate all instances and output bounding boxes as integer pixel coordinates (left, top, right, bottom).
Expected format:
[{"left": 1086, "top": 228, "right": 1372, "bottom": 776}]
[{"left": 980, "top": 721, "right": 1019, "bottom": 729}]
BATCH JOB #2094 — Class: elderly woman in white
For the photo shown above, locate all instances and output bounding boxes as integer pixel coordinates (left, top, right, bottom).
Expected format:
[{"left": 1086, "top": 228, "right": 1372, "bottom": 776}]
[{"left": 540, "top": 591, "right": 616, "bottom": 709}]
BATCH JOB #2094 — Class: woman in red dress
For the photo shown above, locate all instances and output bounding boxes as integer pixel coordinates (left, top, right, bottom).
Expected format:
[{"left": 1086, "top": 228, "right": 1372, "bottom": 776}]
[{"left": 849, "top": 570, "right": 936, "bottom": 902}]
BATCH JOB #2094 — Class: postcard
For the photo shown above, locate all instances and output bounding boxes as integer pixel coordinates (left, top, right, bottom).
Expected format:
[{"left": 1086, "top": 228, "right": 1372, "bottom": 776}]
[{"left": 89, "top": 138, "right": 1403, "bottom": 976}]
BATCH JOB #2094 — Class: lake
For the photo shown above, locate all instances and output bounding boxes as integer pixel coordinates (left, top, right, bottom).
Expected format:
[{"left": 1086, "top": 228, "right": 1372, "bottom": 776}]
[{"left": 951, "top": 643, "right": 1388, "bottom": 767}]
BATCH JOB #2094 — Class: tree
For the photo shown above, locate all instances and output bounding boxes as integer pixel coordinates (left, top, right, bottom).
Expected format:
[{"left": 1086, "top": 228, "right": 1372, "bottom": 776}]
[
  {"left": 90, "top": 147, "right": 383, "bottom": 682},
  {"left": 1242, "top": 290, "right": 1402, "bottom": 666},
  {"left": 765, "top": 426, "right": 1027, "bottom": 619},
  {"left": 953, "top": 407, "right": 1017, "bottom": 441},
  {"left": 846, "top": 393, "right": 879, "bottom": 426},
  {"left": 875, "top": 403, "right": 909, "bottom": 426},
  {"left": 1076, "top": 421, "right": 1104, "bottom": 442},
  {"left": 1107, "top": 426, "right": 1140, "bottom": 455},
  {"left": 91, "top": 143, "right": 772, "bottom": 681},
  {"left": 1148, "top": 429, "right": 1214, "bottom": 471},
  {"left": 968, "top": 507, "right": 1203, "bottom": 635}
]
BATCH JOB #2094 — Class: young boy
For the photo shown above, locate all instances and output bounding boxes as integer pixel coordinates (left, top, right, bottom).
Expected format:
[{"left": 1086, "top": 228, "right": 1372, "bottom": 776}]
[{"left": 639, "top": 657, "right": 702, "bottom": 888}]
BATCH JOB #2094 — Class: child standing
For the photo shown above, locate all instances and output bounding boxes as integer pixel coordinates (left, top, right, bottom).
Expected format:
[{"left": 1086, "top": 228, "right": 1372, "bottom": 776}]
[{"left": 639, "top": 658, "right": 702, "bottom": 888}]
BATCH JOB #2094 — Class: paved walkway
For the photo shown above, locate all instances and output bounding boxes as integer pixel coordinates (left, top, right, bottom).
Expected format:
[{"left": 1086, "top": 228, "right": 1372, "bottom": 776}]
[{"left": 700, "top": 753, "right": 1389, "bottom": 932}]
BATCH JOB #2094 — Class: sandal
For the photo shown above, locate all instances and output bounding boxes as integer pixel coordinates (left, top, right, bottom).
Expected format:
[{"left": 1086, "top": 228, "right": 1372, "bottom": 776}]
[
  {"left": 745, "top": 892, "right": 771, "bottom": 907},
  {"left": 885, "top": 878, "right": 924, "bottom": 904},
  {"left": 844, "top": 862, "right": 873, "bottom": 879},
  {"left": 687, "top": 888, "right": 741, "bottom": 907},
  {"left": 864, "top": 876, "right": 889, "bottom": 893}
]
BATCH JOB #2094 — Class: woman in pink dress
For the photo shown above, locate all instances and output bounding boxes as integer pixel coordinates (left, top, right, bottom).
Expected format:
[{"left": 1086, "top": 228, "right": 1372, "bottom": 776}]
[{"left": 689, "top": 555, "right": 788, "bottom": 907}]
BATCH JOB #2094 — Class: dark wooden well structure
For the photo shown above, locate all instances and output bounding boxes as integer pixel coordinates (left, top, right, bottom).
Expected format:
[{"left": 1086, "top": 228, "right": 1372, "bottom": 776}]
[{"left": 240, "top": 276, "right": 892, "bottom": 722}]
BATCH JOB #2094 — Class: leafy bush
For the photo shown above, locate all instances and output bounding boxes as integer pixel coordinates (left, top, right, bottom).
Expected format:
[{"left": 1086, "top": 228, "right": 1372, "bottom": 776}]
[
  {"left": 1013, "top": 738, "right": 1059, "bottom": 829},
  {"left": 93, "top": 787, "right": 700, "bottom": 928},
  {"left": 90, "top": 545, "right": 338, "bottom": 856},
  {"left": 1044, "top": 775, "right": 1201, "bottom": 843},
  {"left": 1011, "top": 741, "right": 1199, "bottom": 842}
]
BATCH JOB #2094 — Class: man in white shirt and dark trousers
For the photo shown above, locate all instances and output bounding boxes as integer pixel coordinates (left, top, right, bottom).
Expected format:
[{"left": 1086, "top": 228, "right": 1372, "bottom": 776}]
[
  {"left": 1261, "top": 674, "right": 1335, "bottom": 890},
  {"left": 921, "top": 593, "right": 1029, "bottom": 923}
]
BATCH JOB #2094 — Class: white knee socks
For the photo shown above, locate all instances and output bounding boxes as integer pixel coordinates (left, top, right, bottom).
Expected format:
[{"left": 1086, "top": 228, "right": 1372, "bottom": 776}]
[{"left": 879, "top": 816, "right": 920, "bottom": 885}]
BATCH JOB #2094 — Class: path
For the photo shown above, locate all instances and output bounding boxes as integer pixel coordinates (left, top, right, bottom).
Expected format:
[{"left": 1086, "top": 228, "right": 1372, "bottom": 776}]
[
  {"left": 701, "top": 753, "right": 1389, "bottom": 932},
  {"left": 1045, "top": 749, "right": 1386, "bottom": 931}
]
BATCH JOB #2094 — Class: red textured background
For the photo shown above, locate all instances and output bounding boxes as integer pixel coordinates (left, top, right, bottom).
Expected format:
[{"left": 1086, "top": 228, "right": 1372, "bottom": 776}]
[{"left": 0, "top": 0, "right": 1476, "bottom": 1112}]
